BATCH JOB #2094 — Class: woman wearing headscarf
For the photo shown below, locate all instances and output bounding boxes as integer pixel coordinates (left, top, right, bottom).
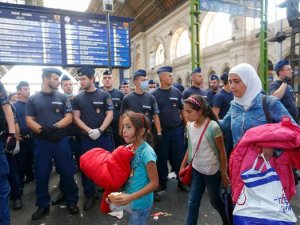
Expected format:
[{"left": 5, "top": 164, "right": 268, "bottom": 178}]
[
  {"left": 221, "top": 63, "right": 294, "bottom": 150},
  {"left": 221, "top": 63, "right": 300, "bottom": 224}
]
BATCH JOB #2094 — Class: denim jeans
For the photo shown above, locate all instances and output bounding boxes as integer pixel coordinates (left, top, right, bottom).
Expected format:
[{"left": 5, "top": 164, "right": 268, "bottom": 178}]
[
  {"left": 186, "top": 169, "right": 228, "bottom": 225},
  {"left": 128, "top": 207, "right": 151, "bottom": 225}
]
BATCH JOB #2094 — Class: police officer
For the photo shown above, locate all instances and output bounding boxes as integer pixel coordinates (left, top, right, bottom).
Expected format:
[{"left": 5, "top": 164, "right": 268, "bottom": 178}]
[
  {"left": 119, "top": 69, "right": 161, "bottom": 138},
  {"left": 182, "top": 67, "right": 207, "bottom": 100},
  {"left": 26, "top": 68, "right": 79, "bottom": 220},
  {"left": 61, "top": 75, "right": 74, "bottom": 99},
  {"left": 13, "top": 81, "right": 34, "bottom": 184},
  {"left": 212, "top": 73, "right": 234, "bottom": 155},
  {"left": 269, "top": 60, "right": 298, "bottom": 123},
  {"left": 148, "top": 79, "right": 157, "bottom": 93},
  {"left": 102, "top": 70, "right": 124, "bottom": 148},
  {"left": 72, "top": 67, "right": 114, "bottom": 211},
  {"left": 0, "top": 81, "right": 17, "bottom": 225},
  {"left": 51, "top": 75, "right": 81, "bottom": 206},
  {"left": 120, "top": 80, "right": 131, "bottom": 95},
  {"left": 152, "top": 66, "right": 187, "bottom": 194},
  {"left": 206, "top": 74, "right": 220, "bottom": 106}
]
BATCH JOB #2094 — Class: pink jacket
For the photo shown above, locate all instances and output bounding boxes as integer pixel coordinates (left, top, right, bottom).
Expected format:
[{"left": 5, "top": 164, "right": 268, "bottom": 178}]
[{"left": 229, "top": 117, "right": 300, "bottom": 203}]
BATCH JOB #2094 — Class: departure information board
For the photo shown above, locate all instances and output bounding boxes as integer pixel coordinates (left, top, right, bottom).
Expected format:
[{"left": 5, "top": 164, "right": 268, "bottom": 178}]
[{"left": 0, "top": 3, "right": 133, "bottom": 68}]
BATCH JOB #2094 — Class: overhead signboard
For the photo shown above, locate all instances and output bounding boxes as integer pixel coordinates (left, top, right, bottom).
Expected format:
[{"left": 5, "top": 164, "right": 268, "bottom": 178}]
[
  {"left": 199, "top": 0, "right": 260, "bottom": 18},
  {"left": 0, "top": 2, "right": 133, "bottom": 68}
]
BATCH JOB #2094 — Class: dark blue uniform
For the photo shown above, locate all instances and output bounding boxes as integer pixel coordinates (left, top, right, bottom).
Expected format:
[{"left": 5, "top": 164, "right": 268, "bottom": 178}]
[
  {"left": 269, "top": 80, "right": 298, "bottom": 122},
  {"left": 152, "top": 87, "right": 185, "bottom": 187},
  {"left": 107, "top": 88, "right": 124, "bottom": 148},
  {"left": 13, "top": 100, "right": 34, "bottom": 182},
  {"left": 0, "top": 82, "right": 10, "bottom": 225},
  {"left": 120, "top": 92, "right": 159, "bottom": 122},
  {"left": 26, "top": 91, "right": 78, "bottom": 209},
  {"left": 72, "top": 88, "right": 114, "bottom": 198},
  {"left": 206, "top": 90, "right": 217, "bottom": 106},
  {"left": 212, "top": 89, "right": 233, "bottom": 120},
  {"left": 182, "top": 86, "right": 207, "bottom": 100},
  {"left": 213, "top": 89, "right": 234, "bottom": 155}
]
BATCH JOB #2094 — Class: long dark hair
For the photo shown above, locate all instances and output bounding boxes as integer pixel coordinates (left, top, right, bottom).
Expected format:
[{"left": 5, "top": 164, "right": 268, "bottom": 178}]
[
  {"left": 184, "top": 94, "right": 219, "bottom": 123},
  {"left": 121, "top": 111, "right": 153, "bottom": 144}
]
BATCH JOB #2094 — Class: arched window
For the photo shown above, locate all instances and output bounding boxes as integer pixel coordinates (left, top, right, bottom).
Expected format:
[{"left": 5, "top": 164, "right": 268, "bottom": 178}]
[
  {"left": 155, "top": 43, "right": 165, "bottom": 66},
  {"left": 206, "top": 13, "right": 232, "bottom": 47},
  {"left": 176, "top": 30, "right": 191, "bottom": 58}
]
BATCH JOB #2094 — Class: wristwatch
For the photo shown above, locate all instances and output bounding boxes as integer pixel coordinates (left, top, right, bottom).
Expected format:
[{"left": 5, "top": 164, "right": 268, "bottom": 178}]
[{"left": 53, "top": 123, "right": 59, "bottom": 129}]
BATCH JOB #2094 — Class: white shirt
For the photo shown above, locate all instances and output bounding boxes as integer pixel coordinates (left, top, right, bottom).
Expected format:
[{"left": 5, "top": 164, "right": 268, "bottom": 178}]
[{"left": 188, "top": 121, "right": 219, "bottom": 175}]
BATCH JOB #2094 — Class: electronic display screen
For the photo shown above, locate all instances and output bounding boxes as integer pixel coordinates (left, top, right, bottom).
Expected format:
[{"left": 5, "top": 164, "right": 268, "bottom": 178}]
[{"left": 0, "top": 3, "right": 133, "bottom": 68}]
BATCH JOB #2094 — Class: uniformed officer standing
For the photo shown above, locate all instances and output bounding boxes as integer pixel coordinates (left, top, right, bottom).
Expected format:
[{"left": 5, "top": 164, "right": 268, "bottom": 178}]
[
  {"left": 148, "top": 79, "right": 157, "bottom": 93},
  {"left": 102, "top": 70, "right": 124, "bottom": 148},
  {"left": 269, "top": 60, "right": 298, "bottom": 123},
  {"left": 51, "top": 75, "right": 81, "bottom": 206},
  {"left": 182, "top": 67, "right": 207, "bottom": 100},
  {"left": 72, "top": 67, "right": 114, "bottom": 211},
  {"left": 26, "top": 68, "right": 79, "bottom": 220},
  {"left": 13, "top": 81, "right": 34, "bottom": 184},
  {"left": 119, "top": 69, "right": 161, "bottom": 138},
  {"left": 152, "top": 66, "right": 187, "bottom": 193},
  {"left": 120, "top": 80, "right": 131, "bottom": 95},
  {"left": 0, "top": 81, "right": 17, "bottom": 225},
  {"left": 206, "top": 74, "right": 220, "bottom": 106}
]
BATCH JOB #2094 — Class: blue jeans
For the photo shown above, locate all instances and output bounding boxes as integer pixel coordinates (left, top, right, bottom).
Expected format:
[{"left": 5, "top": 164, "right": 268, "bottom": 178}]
[
  {"left": 186, "top": 169, "right": 227, "bottom": 225},
  {"left": 128, "top": 207, "right": 151, "bottom": 225}
]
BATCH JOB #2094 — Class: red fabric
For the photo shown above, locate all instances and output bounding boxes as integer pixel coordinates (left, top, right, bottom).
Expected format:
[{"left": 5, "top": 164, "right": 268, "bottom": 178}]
[
  {"left": 80, "top": 145, "right": 134, "bottom": 213},
  {"left": 229, "top": 116, "right": 300, "bottom": 203}
]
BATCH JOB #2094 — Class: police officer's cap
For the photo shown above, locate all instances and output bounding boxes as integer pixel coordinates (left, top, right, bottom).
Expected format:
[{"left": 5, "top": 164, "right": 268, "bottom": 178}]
[
  {"left": 210, "top": 74, "right": 219, "bottom": 81},
  {"left": 16, "top": 81, "right": 29, "bottom": 90},
  {"left": 148, "top": 79, "right": 156, "bottom": 85},
  {"left": 61, "top": 75, "right": 71, "bottom": 81},
  {"left": 220, "top": 73, "right": 228, "bottom": 82},
  {"left": 103, "top": 70, "right": 111, "bottom": 75},
  {"left": 191, "top": 67, "right": 201, "bottom": 75},
  {"left": 274, "top": 60, "right": 290, "bottom": 72},
  {"left": 133, "top": 69, "right": 147, "bottom": 77},
  {"left": 42, "top": 68, "right": 62, "bottom": 77},
  {"left": 77, "top": 67, "right": 95, "bottom": 77},
  {"left": 157, "top": 66, "right": 172, "bottom": 75},
  {"left": 121, "top": 80, "right": 129, "bottom": 85}
]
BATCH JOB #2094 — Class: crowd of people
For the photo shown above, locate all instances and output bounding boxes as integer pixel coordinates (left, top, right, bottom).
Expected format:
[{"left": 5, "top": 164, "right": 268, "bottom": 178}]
[{"left": 0, "top": 60, "right": 299, "bottom": 225}]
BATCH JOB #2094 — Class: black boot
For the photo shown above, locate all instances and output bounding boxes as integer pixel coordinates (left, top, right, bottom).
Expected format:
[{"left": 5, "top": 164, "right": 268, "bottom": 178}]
[
  {"left": 67, "top": 204, "right": 79, "bottom": 215},
  {"left": 83, "top": 197, "right": 95, "bottom": 211},
  {"left": 31, "top": 208, "right": 50, "bottom": 220},
  {"left": 51, "top": 192, "right": 65, "bottom": 205}
]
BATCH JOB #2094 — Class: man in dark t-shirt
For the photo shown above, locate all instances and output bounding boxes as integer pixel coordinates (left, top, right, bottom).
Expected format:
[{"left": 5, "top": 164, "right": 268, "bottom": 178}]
[
  {"left": 207, "top": 74, "right": 220, "bottom": 106},
  {"left": 212, "top": 73, "right": 233, "bottom": 120},
  {"left": 269, "top": 60, "right": 298, "bottom": 123},
  {"left": 102, "top": 70, "right": 125, "bottom": 148},
  {"left": 152, "top": 66, "right": 186, "bottom": 195},
  {"left": 182, "top": 67, "right": 207, "bottom": 100},
  {"left": 0, "top": 81, "right": 16, "bottom": 225},
  {"left": 119, "top": 69, "right": 161, "bottom": 137},
  {"left": 72, "top": 67, "right": 114, "bottom": 211},
  {"left": 26, "top": 68, "right": 79, "bottom": 220}
]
